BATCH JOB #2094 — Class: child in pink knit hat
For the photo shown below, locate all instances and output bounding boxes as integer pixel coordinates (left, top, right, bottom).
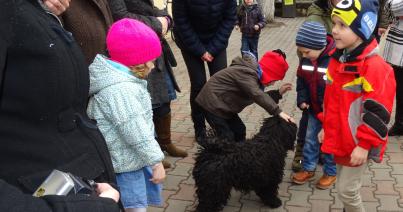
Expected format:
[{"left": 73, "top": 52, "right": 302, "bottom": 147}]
[{"left": 87, "top": 18, "right": 166, "bottom": 212}]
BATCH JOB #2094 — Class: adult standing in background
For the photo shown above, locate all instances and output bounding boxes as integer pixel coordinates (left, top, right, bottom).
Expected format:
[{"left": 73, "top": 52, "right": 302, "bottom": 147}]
[
  {"left": 172, "top": 0, "right": 237, "bottom": 141},
  {"left": 109, "top": 0, "right": 187, "bottom": 169},
  {"left": 60, "top": 0, "right": 114, "bottom": 64},
  {"left": 0, "top": 0, "right": 119, "bottom": 210}
]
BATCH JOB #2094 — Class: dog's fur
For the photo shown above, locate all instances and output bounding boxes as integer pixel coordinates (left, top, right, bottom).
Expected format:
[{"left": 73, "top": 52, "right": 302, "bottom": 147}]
[{"left": 193, "top": 116, "right": 297, "bottom": 212}]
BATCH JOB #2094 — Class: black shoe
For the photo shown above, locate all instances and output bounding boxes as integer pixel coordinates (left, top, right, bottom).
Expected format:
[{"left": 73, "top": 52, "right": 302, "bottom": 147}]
[{"left": 389, "top": 124, "right": 403, "bottom": 136}]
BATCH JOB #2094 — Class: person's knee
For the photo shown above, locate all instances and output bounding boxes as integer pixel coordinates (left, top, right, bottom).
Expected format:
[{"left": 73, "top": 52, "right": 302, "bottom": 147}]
[{"left": 337, "top": 185, "right": 358, "bottom": 202}]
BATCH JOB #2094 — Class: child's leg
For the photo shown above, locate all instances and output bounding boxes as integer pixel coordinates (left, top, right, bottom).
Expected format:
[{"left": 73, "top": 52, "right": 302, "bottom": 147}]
[
  {"left": 336, "top": 164, "right": 368, "bottom": 212},
  {"left": 293, "top": 113, "right": 321, "bottom": 184},
  {"left": 248, "top": 36, "right": 259, "bottom": 59},
  {"left": 322, "top": 153, "right": 337, "bottom": 176},
  {"left": 302, "top": 113, "right": 322, "bottom": 172},
  {"left": 240, "top": 34, "right": 251, "bottom": 55},
  {"left": 204, "top": 110, "right": 236, "bottom": 141},
  {"left": 292, "top": 110, "right": 309, "bottom": 172},
  {"left": 227, "top": 114, "right": 246, "bottom": 142}
]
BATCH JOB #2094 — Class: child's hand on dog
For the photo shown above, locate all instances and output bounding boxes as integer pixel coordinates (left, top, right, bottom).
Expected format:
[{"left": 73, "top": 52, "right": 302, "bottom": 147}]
[
  {"left": 150, "top": 162, "right": 166, "bottom": 184},
  {"left": 279, "top": 112, "right": 295, "bottom": 123}
]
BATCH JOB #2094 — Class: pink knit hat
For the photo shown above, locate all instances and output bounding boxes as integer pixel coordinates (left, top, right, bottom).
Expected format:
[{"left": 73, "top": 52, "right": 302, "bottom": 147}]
[{"left": 106, "top": 18, "right": 162, "bottom": 66}]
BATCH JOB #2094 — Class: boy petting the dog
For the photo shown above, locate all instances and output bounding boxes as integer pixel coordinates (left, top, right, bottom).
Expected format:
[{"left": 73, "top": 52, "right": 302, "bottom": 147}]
[
  {"left": 195, "top": 50, "right": 294, "bottom": 142},
  {"left": 291, "top": 21, "right": 337, "bottom": 190},
  {"left": 319, "top": 0, "right": 396, "bottom": 211}
]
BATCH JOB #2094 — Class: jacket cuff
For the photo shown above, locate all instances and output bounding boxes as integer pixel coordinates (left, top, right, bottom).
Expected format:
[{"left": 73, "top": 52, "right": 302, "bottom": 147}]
[
  {"left": 272, "top": 107, "right": 282, "bottom": 116},
  {"left": 357, "top": 140, "right": 372, "bottom": 150}
]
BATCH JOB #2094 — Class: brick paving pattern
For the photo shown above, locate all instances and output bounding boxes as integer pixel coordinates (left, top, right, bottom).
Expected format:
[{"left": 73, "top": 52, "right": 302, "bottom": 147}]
[{"left": 149, "top": 17, "right": 403, "bottom": 212}]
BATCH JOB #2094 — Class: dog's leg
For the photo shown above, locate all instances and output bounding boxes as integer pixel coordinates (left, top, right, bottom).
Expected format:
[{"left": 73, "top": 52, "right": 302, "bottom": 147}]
[
  {"left": 255, "top": 185, "right": 282, "bottom": 208},
  {"left": 195, "top": 183, "right": 232, "bottom": 212}
]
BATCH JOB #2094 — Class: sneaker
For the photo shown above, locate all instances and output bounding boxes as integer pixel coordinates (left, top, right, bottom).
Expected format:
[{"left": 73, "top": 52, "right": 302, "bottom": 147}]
[
  {"left": 292, "top": 171, "right": 315, "bottom": 185},
  {"left": 316, "top": 174, "right": 336, "bottom": 189}
]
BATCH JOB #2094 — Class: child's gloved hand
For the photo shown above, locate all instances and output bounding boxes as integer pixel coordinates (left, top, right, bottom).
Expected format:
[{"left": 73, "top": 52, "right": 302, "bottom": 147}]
[
  {"left": 150, "top": 162, "right": 166, "bottom": 184},
  {"left": 279, "top": 112, "right": 295, "bottom": 123},
  {"left": 279, "top": 83, "right": 292, "bottom": 95}
]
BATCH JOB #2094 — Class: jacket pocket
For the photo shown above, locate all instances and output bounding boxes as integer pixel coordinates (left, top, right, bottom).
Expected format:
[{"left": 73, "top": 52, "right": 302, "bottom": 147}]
[{"left": 18, "top": 153, "right": 104, "bottom": 193}]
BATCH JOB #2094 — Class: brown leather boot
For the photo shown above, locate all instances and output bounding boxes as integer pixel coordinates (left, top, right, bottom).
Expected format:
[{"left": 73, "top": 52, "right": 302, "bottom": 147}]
[
  {"left": 292, "top": 171, "right": 315, "bottom": 185},
  {"left": 162, "top": 160, "right": 171, "bottom": 169},
  {"left": 154, "top": 112, "right": 188, "bottom": 158},
  {"left": 316, "top": 174, "right": 336, "bottom": 189}
]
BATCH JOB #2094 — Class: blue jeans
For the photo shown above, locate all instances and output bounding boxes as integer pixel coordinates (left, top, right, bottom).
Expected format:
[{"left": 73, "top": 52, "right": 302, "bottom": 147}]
[
  {"left": 241, "top": 35, "right": 259, "bottom": 59},
  {"left": 303, "top": 113, "right": 336, "bottom": 176}
]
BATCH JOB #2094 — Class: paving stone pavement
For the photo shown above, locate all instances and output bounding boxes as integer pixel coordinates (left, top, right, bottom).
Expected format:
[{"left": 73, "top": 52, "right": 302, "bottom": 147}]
[{"left": 149, "top": 17, "right": 403, "bottom": 212}]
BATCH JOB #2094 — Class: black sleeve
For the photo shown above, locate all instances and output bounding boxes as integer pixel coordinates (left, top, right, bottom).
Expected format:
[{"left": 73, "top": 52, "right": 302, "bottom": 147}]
[
  {"left": 265, "top": 90, "right": 282, "bottom": 104},
  {"left": 257, "top": 7, "right": 266, "bottom": 29},
  {"left": 206, "top": 0, "right": 237, "bottom": 56},
  {"left": 0, "top": 0, "right": 14, "bottom": 104},
  {"left": 296, "top": 76, "right": 310, "bottom": 108},
  {"left": 172, "top": 0, "right": 206, "bottom": 57},
  {"left": 0, "top": 180, "right": 120, "bottom": 212},
  {"left": 109, "top": 0, "right": 163, "bottom": 36}
]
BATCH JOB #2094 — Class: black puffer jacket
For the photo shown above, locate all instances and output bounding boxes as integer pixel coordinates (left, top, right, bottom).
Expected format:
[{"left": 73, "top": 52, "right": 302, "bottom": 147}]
[
  {"left": 0, "top": 0, "right": 117, "bottom": 203},
  {"left": 237, "top": 3, "right": 266, "bottom": 37},
  {"left": 172, "top": 0, "right": 237, "bottom": 57}
]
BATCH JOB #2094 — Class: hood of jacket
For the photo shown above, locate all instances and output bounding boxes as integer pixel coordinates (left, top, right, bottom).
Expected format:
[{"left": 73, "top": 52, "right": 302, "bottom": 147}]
[
  {"left": 230, "top": 54, "right": 259, "bottom": 71},
  {"left": 88, "top": 54, "right": 146, "bottom": 95}
]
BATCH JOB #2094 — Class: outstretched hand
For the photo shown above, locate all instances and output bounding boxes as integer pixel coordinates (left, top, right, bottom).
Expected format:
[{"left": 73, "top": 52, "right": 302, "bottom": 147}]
[{"left": 279, "top": 83, "right": 292, "bottom": 95}]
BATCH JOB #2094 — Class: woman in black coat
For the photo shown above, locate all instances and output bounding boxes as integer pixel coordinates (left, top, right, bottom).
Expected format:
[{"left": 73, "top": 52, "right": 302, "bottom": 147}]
[
  {"left": 172, "top": 0, "right": 237, "bottom": 141},
  {"left": 0, "top": 1, "right": 118, "bottom": 210}
]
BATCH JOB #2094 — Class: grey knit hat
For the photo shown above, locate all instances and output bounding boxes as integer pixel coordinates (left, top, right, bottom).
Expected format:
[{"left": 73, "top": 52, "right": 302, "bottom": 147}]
[{"left": 296, "top": 21, "right": 327, "bottom": 50}]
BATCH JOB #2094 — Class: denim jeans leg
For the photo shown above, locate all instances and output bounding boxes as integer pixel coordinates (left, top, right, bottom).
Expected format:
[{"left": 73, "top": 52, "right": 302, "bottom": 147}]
[
  {"left": 248, "top": 36, "right": 259, "bottom": 59},
  {"left": 323, "top": 153, "right": 337, "bottom": 176},
  {"left": 302, "top": 113, "right": 322, "bottom": 172},
  {"left": 241, "top": 35, "right": 250, "bottom": 55}
]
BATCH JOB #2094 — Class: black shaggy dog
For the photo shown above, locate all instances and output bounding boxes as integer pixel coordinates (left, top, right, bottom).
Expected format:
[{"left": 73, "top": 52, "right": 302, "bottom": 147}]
[{"left": 193, "top": 116, "right": 297, "bottom": 212}]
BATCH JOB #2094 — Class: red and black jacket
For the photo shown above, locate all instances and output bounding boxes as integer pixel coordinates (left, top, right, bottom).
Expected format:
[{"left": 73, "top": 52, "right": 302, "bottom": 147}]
[{"left": 319, "top": 38, "right": 396, "bottom": 166}]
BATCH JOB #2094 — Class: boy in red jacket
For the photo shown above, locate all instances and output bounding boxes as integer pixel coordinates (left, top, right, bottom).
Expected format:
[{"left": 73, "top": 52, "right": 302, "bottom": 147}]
[{"left": 318, "top": 0, "right": 396, "bottom": 211}]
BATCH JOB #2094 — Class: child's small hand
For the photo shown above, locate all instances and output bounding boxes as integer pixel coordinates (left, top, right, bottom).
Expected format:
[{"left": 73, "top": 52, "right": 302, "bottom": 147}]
[
  {"left": 157, "top": 17, "right": 169, "bottom": 35},
  {"left": 318, "top": 129, "right": 324, "bottom": 143},
  {"left": 201, "top": 52, "right": 214, "bottom": 62},
  {"left": 235, "top": 25, "right": 240, "bottom": 30},
  {"left": 254, "top": 25, "right": 260, "bottom": 31},
  {"left": 299, "top": 102, "right": 309, "bottom": 110},
  {"left": 350, "top": 146, "right": 368, "bottom": 166},
  {"left": 150, "top": 162, "right": 166, "bottom": 184},
  {"left": 279, "top": 83, "right": 292, "bottom": 95},
  {"left": 96, "top": 183, "right": 120, "bottom": 203}
]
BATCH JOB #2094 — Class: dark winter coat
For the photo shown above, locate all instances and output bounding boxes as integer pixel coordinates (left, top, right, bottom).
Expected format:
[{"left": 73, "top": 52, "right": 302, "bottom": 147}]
[
  {"left": 0, "top": 179, "right": 119, "bottom": 212},
  {"left": 195, "top": 55, "right": 282, "bottom": 119},
  {"left": 297, "top": 35, "right": 334, "bottom": 115},
  {"left": 237, "top": 3, "right": 266, "bottom": 37},
  {"left": 109, "top": 0, "right": 180, "bottom": 105},
  {"left": 0, "top": 0, "right": 116, "bottom": 201},
  {"left": 61, "top": 0, "right": 114, "bottom": 65},
  {"left": 172, "top": 0, "right": 237, "bottom": 57}
]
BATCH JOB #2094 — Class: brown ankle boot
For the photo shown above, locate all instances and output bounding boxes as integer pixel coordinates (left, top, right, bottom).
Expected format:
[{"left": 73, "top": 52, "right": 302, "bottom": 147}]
[
  {"left": 154, "top": 112, "right": 188, "bottom": 158},
  {"left": 162, "top": 160, "right": 171, "bottom": 169},
  {"left": 316, "top": 174, "right": 336, "bottom": 189},
  {"left": 163, "top": 143, "right": 188, "bottom": 157},
  {"left": 292, "top": 171, "right": 315, "bottom": 185}
]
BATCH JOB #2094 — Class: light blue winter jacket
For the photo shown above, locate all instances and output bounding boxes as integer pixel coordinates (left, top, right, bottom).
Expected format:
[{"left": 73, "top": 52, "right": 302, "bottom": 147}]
[{"left": 87, "top": 55, "right": 164, "bottom": 173}]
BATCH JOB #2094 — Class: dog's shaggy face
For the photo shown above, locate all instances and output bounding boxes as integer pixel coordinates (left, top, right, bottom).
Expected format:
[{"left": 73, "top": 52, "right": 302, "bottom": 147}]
[{"left": 193, "top": 116, "right": 297, "bottom": 212}]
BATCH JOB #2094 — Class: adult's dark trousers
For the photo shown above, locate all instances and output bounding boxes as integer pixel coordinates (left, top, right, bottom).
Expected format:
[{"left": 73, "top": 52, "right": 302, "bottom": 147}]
[
  {"left": 181, "top": 50, "right": 227, "bottom": 136},
  {"left": 204, "top": 110, "right": 246, "bottom": 142},
  {"left": 393, "top": 65, "right": 403, "bottom": 126}
]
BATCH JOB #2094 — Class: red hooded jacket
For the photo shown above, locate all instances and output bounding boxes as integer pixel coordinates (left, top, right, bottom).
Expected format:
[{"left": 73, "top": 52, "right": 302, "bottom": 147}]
[{"left": 319, "top": 39, "right": 396, "bottom": 166}]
